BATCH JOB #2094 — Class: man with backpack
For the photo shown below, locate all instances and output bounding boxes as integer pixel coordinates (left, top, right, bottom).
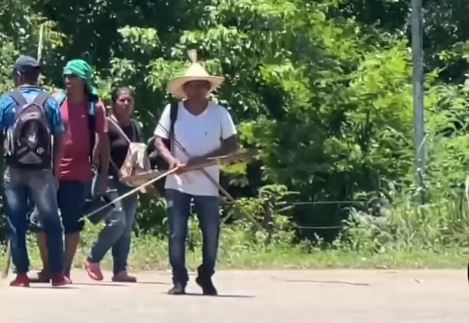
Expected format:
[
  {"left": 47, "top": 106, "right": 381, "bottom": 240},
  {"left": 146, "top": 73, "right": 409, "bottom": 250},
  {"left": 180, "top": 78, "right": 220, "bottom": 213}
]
[
  {"left": 30, "top": 59, "right": 110, "bottom": 282},
  {"left": 0, "top": 55, "right": 69, "bottom": 287},
  {"left": 154, "top": 51, "right": 238, "bottom": 295}
]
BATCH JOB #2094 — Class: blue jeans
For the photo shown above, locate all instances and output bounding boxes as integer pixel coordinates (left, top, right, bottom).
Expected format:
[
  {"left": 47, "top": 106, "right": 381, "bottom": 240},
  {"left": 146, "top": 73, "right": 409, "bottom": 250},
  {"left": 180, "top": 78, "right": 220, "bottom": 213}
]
[
  {"left": 29, "top": 181, "right": 89, "bottom": 234},
  {"left": 165, "top": 189, "right": 220, "bottom": 285},
  {"left": 3, "top": 167, "right": 64, "bottom": 275},
  {"left": 88, "top": 178, "right": 138, "bottom": 274}
]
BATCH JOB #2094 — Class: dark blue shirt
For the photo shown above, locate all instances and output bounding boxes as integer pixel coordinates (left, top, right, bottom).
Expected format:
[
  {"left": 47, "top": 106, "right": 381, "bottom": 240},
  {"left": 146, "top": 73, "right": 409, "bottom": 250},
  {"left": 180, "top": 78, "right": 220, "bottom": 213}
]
[{"left": 0, "top": 85, "right": 65, "bottom": 135}]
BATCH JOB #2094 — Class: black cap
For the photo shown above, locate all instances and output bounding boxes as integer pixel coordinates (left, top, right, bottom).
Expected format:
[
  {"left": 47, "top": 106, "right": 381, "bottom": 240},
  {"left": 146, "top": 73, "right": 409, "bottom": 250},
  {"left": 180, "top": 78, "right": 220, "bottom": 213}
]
[{"left": 13, "top": 55, "right": 41, "bottom": 75}]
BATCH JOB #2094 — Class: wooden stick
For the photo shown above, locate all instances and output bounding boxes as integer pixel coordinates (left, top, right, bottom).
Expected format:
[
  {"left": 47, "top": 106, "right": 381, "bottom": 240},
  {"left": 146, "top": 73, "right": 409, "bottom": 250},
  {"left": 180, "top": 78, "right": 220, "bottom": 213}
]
[
  {"left": 81, "top": 154, "right": 238, "bottom": 221},
  {"left": 2, "top": 25, "right": 46, "bottom": 280},
  {"left": 1, "top": 240, "right": 11, "bottom": 279},
  {"left": 157, "top": 123, "right": 235, "bottom": 199},
  {"left": 155, "top": 123, "right": 264, "bottom": 230},
  {"left": 37, "top": 24, "right": 44, "bottom": 63},
  {"left": 81, "top": 167, "right": 179, "bottom": 221}
]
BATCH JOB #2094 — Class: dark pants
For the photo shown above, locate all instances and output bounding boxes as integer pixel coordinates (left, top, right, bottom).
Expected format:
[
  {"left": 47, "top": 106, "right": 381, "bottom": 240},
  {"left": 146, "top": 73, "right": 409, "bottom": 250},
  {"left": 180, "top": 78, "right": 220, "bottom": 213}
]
[
  {"left": 57, "top": 181, "right": 88, "bottom": 234},
  {"left": 4, "top": 167, "right": 64, "bottom": 275},
  {"left": 29, "top": 180, "right": 88, "bottom": 275},
  {"left": 165, "top": 189, "right": 220, "bottom": 285},
  {"left": 88, "top": 178, "right": 138, "bottom": 274},
  {"left": 30, "top": 181, "right": 88, "bottom": 235}
]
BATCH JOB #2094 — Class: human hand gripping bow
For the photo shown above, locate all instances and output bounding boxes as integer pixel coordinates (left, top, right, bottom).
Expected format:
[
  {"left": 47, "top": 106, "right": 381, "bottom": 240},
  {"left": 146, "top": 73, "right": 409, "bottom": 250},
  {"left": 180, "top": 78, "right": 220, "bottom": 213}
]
[
  {"left": 154, "top": 122, "right": 239, "bottom": 199},
  {"left": 80, "top": 152, "right": 249, "bottom": 221},
  {"left": 153, "top": 122, "right": 265, "bottom": 232}
]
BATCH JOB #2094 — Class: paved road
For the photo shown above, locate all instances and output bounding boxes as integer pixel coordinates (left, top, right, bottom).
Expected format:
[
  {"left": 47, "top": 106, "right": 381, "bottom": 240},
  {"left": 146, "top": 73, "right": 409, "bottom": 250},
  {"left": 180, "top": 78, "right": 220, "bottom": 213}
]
[{"left": 0, "top": 270, "right": 468, "bottom": 323}]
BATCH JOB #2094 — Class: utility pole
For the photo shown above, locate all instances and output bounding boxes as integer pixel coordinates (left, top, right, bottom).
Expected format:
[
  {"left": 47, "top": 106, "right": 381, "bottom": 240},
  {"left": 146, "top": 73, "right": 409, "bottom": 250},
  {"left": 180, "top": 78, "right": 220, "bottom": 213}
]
[{"left": 411, "top": 0, "right": 426, "bottom": 204}]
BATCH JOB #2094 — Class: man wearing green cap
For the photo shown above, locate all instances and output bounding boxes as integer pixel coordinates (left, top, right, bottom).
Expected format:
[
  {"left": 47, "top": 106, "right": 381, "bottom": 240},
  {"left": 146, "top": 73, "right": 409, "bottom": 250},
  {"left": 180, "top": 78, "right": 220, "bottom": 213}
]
[{"left": 31, "top": 59, "right": 110, "bottom": 282}]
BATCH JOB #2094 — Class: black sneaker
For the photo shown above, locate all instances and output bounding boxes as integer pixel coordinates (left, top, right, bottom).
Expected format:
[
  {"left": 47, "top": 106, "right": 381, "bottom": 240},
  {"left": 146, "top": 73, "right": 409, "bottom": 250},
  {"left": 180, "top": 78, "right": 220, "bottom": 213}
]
[
  {"left": 168, "top": 282, "right": 186, "bottom": 295},
  {"left": 196, "top": 276, "right": 218, "bottom": 296}
]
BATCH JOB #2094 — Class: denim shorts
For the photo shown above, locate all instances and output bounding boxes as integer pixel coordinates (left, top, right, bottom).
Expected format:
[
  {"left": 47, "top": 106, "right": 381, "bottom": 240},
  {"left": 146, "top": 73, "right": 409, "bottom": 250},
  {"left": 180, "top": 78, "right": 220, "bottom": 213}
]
[{"left": 29, "top": 180, "right": 89, "bottom": 234}]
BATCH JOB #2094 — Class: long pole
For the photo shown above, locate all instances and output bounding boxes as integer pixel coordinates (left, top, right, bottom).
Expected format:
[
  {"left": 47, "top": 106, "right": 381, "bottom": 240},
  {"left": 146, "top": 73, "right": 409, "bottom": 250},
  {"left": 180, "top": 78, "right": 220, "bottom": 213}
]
[
  {"left": 411, "top": 0, "right": 426, "bottom": 204},
  {"left": 2, "top": 24, "right": 46, "bottom": 279}
]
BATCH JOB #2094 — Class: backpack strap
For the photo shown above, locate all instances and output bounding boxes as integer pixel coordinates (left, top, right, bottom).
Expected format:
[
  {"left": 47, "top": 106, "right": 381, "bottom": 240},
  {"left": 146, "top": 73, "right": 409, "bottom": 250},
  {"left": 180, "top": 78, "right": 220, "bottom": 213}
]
[
  {"left": 87, "top": 101, "right": 97, "bottom": 134},
  {"left": 108, "top": 116, "right": 132, "bottom": 144},
  {"left": 168, "top": 101, "right": 178, "bottom": 150},
  {"left": 131, "top": 120, "right": 142, "bottom": 143},
  {"left": 145, "top": 102, "right": 178, "bottom": 171},
  {"left": 55, "top": 91, "right": 96, "bottom": 134},
  {"left": 169, "top": 101, "right": 178, "bottom": 137},
  {"left": 10, "top": 90, "right": 28, "bottom": 107},
  {"left": 55, "top": 91, "right": 67, "bottom": 108},
  {"left": 88, "top": 100, "right": 97, "bottom": 117},
  {"left": 31, "top": 91, "right": 49, "bottom": 108},
  {"left": 87, "top": 101, "right": 97, "bottom": 161},
  {"left": 108, "top": 118, "right": 142, "bottom": 178},
  {"left": 56, "top": 91, "right": 98, "bottom": 161}
]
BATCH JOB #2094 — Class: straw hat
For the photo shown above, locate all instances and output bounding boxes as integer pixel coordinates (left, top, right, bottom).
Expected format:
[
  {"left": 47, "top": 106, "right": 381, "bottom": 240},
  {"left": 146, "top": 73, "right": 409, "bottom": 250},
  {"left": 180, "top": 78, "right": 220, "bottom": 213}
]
[{"left": 168, "top": 50, "right": 225, "bottom": 99}]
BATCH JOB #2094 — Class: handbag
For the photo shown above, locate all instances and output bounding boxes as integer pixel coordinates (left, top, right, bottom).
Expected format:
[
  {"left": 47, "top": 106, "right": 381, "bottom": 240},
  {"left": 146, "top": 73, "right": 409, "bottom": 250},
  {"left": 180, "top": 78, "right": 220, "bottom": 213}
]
[{"left": 107, "top": 117, "right": 157, "bottom": 193}]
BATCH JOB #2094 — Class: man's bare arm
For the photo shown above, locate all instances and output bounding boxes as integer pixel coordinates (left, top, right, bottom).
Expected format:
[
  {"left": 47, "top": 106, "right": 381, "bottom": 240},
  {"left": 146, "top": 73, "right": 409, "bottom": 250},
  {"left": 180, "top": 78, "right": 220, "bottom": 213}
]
[
  {"left": 155, "top": 134, "right": 239, "bottom": 169},
  {"left": 155, "top": 136, "right": 176, "bottom": 165}
]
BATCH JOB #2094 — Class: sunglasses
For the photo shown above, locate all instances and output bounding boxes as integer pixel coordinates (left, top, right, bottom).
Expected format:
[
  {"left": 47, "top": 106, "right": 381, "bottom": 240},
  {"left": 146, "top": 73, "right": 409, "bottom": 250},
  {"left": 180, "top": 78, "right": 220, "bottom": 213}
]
[{"left": 63, "top": 73, "right": 79, "bottom": 79}]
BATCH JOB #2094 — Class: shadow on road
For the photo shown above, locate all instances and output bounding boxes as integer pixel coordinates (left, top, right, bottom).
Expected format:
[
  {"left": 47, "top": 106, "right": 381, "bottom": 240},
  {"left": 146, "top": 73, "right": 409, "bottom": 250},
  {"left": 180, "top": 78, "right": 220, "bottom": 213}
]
[
  {"left": 73, "top": 282, "right": 128, "bottom": 287},
  {"left": 136, "top": 281, "right": 169, "bottom": 285},
  {"left": 272, "top": 277, "right": 370, "bottom": 287},
  {"left": 163, "top": 292, "right": 255, "bottom": 298},
  {"left": 29, "top": 286, "right": 78, "bottom": 289}
]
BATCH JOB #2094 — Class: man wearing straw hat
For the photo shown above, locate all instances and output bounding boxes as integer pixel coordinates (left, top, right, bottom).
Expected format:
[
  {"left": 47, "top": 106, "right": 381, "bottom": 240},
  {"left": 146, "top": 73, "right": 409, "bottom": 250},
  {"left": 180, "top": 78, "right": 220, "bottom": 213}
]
[{"left": 154, "top": 50, "right": 239, "bottom": 295}]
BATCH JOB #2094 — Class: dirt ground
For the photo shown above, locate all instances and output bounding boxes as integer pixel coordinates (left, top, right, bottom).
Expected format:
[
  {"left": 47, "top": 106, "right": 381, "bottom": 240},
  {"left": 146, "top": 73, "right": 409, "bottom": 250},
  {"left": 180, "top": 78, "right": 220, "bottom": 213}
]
[{"left": 0, "top": 269, "right": 468, "bottom": 323}]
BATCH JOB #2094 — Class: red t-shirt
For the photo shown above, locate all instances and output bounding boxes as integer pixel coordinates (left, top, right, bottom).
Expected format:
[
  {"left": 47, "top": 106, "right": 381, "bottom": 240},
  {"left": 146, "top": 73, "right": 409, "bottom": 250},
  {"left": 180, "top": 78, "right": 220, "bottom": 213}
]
[{"left": 59, "top": 99, "right": 107, "bottom": 182}]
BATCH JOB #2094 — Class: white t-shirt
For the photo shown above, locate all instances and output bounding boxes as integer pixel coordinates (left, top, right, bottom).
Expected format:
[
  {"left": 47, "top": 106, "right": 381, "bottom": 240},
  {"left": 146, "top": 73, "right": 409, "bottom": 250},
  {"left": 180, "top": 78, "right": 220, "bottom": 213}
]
[{"left": 154, "top": 101, "right": 237, "bottom": 196}]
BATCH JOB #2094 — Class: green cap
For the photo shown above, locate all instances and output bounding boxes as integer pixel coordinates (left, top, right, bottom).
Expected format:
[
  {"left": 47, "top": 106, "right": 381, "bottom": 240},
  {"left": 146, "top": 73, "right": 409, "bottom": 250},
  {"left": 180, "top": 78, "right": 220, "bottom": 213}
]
[{"left": 63, "top": 59, "right": 99, "bottom": 100}]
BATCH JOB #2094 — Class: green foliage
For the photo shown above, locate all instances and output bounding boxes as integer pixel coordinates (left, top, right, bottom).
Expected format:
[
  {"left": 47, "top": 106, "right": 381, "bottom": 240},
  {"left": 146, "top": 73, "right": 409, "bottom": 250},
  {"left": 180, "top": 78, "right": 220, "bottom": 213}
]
[
  {"left": 338, "top": 182, "right": 469, "bottom": 255},
  {"left": 1, "top": 0, "right": 469, "bottom": 254}
]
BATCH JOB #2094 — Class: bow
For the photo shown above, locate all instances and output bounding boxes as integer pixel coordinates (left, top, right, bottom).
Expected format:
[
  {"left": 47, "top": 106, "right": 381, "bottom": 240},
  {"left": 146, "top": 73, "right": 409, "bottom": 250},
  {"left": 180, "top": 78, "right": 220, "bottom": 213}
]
[
  {"left": 80, "top": 151, "right": 253, "bottom": 221},
  {"left": 153, "top": 121, "right": 264, "bottom": 230}
]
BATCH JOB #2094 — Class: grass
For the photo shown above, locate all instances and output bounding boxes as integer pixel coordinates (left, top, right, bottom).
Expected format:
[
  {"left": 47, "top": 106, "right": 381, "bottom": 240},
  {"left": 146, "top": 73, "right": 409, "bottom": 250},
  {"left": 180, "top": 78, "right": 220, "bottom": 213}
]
[
  {"left": 1, "top": 191, "right": 469, "bottom": 273},
  {"left": 0, "top": 225, "right": 467, "bottom": 273}
]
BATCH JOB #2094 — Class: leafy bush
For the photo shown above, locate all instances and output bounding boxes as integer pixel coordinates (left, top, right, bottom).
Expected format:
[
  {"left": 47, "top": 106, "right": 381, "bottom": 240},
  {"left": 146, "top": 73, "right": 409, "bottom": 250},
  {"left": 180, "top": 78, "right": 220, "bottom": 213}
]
[{"left": 1, "top": 0, "right": 469, "bottom": 256}]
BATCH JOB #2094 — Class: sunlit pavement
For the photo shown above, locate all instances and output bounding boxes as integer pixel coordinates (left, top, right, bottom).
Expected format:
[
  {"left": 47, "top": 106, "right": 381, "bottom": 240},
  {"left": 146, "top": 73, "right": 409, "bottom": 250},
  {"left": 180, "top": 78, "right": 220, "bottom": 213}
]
[{"left": 1, "top": 270, "right": 467, "bottom": 323}]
